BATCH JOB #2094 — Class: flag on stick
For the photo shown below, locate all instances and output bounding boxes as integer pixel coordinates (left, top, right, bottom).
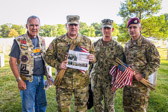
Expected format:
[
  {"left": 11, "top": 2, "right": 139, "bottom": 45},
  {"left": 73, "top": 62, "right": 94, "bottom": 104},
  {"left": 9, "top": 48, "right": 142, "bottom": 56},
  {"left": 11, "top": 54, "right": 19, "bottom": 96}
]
[{"left": 109, "top": 58, "right": 155, "bottom": 92}]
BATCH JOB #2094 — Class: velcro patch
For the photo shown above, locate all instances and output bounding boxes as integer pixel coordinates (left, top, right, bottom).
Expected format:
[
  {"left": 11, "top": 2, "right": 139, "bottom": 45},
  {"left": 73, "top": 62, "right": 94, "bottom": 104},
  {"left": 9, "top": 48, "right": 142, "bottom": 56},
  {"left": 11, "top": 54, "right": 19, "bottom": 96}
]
[
  {"left": 33, "top": 49, "right": 40, "bottom": 53},
  {"left": 21, "top": 40, "right": 26, "bottom": 44}
]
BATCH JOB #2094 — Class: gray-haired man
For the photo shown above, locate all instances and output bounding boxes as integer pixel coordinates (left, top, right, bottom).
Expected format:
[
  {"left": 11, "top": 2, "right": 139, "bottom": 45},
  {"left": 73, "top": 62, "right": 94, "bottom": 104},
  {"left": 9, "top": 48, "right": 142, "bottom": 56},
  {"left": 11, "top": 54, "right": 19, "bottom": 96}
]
[{"left": 9, "top": 16, "right": 49, "bottom": 112}]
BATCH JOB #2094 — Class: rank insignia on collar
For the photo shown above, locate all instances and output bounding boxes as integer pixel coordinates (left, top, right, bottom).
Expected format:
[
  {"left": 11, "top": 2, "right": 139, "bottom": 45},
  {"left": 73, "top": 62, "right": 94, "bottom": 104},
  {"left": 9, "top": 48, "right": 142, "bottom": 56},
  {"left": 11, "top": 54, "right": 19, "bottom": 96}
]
[{"left": 21, "top": 40, "right": 26, "bottom": 44}]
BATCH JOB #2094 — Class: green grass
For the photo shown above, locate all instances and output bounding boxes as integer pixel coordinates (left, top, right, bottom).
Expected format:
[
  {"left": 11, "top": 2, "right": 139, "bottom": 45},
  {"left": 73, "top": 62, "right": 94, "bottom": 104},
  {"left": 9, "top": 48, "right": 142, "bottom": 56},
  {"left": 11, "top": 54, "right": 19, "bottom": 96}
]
[{"left": 0, "top": 48, "right": 168, "bottom": 112}]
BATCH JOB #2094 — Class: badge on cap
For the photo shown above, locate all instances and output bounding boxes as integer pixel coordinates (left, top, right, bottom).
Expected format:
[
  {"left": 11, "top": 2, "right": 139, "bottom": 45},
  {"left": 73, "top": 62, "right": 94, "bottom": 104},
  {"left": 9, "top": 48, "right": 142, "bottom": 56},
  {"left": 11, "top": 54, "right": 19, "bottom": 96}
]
[{"left": 134, "top": 20, "right": 138, "bottom": 23}]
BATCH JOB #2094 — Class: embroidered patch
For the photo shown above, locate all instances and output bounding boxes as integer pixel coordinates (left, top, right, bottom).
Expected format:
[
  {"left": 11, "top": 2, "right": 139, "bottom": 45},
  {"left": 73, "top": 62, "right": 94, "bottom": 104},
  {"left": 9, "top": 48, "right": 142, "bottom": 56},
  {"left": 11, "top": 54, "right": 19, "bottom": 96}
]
[
  {"left": 20, "top": 64, "right": 29, "bottom": 74},
  {"left": 31, "top": 53, "right": 34, "bottom": 56},
  {"left": 33, "top": 49, "right": 40, "bottom": 53},
  {"left": 21, "top": 40, "right": 26, "bottom": 44},
  {"left": 21, "top": 55, "right": 28, "bottom": 62},
  {"left": 20, "top": 45, "right": 28, "bottom": 50}
]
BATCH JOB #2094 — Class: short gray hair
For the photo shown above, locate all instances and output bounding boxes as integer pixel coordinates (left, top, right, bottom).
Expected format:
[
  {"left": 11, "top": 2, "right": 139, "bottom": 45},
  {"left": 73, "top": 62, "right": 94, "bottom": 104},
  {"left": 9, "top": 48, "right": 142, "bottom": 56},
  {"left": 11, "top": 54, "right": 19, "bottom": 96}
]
[{"left": 26, "top": 15, "right": 40, "bottom": 24}]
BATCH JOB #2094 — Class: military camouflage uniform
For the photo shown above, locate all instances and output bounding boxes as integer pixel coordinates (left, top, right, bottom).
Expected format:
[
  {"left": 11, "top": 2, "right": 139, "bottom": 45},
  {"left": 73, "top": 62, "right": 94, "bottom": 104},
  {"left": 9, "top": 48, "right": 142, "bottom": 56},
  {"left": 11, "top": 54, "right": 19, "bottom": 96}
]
[
  {"left": 90, "top": 38, "right": 125, "bottom": 112},
  {"left": 123, "top": 35, "right": 160, "bottom": 112},
  {"left": 45, "top": 33, "right": 95, "bottom": 112}
]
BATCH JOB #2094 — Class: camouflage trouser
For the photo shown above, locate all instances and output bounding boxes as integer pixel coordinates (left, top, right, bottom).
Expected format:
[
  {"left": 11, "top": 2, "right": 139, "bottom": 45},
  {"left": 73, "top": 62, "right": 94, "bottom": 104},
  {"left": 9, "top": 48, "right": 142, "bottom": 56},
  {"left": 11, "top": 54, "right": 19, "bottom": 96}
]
[
  {"left": 92, "top": 76, "right": 116, "bottom": 112},
  {"left": 56, "top": 86, "right": 89, "bottom": 112},
  {"left": 123, "top": 81, "right": 150, "bottom": 112}
]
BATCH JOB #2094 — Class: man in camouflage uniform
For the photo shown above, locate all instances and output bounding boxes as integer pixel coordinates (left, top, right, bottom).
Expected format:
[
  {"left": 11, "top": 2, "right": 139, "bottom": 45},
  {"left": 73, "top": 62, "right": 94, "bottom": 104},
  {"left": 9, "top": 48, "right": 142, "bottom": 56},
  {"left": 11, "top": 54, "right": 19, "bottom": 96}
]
[
  {"left": 44, "top": 15, "right": 95, "bottom": 112},
  {"left": 90, "top": 19, "right": 125, "bottom": 112},
  {"left": 9, "top": 16, "right": 48, "bottom": 112},
  {"left": 123, "top": 17, "right": 160, "bottom": 112}
]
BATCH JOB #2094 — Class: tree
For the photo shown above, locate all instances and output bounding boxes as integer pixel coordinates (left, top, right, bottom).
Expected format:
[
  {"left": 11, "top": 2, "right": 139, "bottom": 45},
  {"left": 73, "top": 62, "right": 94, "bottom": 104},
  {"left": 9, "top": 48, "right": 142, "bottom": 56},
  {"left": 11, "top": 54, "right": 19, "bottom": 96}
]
[
  {"left": 11, "top": 24, "right": 26, "bottom": 35},
  {"left": 118, "top": 0, "right": 162, "bottom": 20},
  {"left": 8, "top": 29, "right": 19, "bottom": 37},
  {"left": 50, "top": 25, "right": 57, "bottom": 37},
  {"left": 164, "top": 13, "right": 168, "bottom": 21},
  {"left": 0, "top": 23, "right": 11, "bottom": 38},
  {"left": 91, "top": 23, "right": 102, "bottom": 37},
  {"left": 113, "top": 22, "right": 120, "bottom": 37},
  {"left": 56, "top": 24, "right": 66, "bottom": 36},
  {"left": 0, "top": 26, "right": 2, "bottom": 38},
  {"left": 141, "top": 15, "right": 168, "bottom": 39},
  {"left": 79, "top": 22, "right": 89, "bottom": 36},
  {"left": 87, "top": 26, "right": 96, "bottom": 37},
  {"left": 117, "top": 23, "right": 130, "bottom": 42},
  {"left": 40, "top": 25, "right": 53, "bottom": 37}
]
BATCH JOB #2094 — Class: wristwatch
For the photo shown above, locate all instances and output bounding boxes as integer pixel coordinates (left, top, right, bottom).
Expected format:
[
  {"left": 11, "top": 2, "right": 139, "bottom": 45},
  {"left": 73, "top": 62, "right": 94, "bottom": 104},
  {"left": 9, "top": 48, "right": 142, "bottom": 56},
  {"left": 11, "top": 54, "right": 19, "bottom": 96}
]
[{"left": 16, "top": 77, "right": 22, "bottom": 82}]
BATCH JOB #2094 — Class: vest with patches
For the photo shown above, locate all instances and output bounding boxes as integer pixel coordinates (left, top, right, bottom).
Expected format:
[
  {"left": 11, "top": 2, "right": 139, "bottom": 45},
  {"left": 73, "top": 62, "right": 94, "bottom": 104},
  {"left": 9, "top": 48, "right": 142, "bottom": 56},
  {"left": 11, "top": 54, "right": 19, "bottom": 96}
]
[{"left": 15, "top": 33, "right": 48, "bottom": 82}]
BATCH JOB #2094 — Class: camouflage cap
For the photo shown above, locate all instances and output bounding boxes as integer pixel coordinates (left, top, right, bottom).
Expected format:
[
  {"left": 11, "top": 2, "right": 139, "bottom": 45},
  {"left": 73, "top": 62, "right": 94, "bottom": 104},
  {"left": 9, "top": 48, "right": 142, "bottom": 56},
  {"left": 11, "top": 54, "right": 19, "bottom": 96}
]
[
  {"left": 101, "top": 19, "right": 113, "bottom": 28},
  {"left": 66, "top": 15, "right": 80, "bottom": 24}
]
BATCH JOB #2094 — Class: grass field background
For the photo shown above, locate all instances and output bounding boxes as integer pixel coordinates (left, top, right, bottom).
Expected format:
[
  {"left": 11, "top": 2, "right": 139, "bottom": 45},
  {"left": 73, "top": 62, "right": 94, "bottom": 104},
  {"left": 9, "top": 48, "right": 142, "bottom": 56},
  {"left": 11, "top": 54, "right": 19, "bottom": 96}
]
[{"left": 0, "top": 47, "right": 168, "bottom": 112}]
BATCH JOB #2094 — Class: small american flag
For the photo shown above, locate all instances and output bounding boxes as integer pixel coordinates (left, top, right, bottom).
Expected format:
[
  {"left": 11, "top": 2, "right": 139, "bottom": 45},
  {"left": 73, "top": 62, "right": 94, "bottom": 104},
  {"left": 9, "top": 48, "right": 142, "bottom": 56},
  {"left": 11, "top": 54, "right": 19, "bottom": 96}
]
[{"left": 109, "top": 64, "right": 134, "bottom": 92}]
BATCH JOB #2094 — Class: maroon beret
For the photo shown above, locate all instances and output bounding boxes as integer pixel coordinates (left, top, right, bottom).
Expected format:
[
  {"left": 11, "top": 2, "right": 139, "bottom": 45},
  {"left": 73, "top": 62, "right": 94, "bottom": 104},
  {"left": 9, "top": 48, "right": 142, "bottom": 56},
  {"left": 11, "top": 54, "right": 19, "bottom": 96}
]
[{"left": 127, "top": 17, "right": 140, "bottom": 28}]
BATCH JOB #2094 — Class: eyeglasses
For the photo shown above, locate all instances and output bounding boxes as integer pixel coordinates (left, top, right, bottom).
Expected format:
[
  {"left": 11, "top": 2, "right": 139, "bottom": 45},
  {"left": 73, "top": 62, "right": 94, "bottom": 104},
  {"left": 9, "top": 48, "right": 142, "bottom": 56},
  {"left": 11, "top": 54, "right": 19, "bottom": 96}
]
[{"left": 128, "top": 26, "right": 137, "bottom": 29}]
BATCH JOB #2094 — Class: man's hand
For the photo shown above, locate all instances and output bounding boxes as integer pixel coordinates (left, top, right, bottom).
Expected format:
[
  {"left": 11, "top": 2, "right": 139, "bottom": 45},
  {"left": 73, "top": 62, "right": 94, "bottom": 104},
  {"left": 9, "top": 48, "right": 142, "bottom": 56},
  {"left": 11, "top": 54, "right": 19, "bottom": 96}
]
[
  {"left": 134, "top": 73, "right": 143, "bottom": 81},
  {"left": 59, "top": 60, "right": 68, "bottom": 69},
  {"left": 87, "top": 54, "right": 95, "bottom": 62},
  {"left": 18, "top": 80, "right": 26, "bottom": 90}
]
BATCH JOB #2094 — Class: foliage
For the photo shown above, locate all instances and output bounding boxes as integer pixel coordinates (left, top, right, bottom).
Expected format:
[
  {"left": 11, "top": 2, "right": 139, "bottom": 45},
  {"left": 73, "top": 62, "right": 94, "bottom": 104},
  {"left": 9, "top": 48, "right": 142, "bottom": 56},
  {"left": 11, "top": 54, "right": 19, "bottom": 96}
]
[
  {"left": 11, "top": 24, "right": 26, "bottom": 35},
  {"left": 113, "top": 22, "right": 120, "bottom": 37},
  {"left": 79, "top": 22, "right": 96, "bottom": 37},
  {"left": 118, "top": 0, "right": 162, "bottom": 20},
  {"left": 0, "top": 24, "right": 26, "bottom": 38},
  {"left": 39, "top": 25, "right": 54, "bottom": 37},
  {"left": 141, "top": 15, "right": 168, "bottom": 39},
  {"left": 164, "top": 13, "right": 168, "bottom": 21},
  {"left": 0, "top": 21, "right": 120, "bottom": 38},
  {"left": 0, "top": 23, "right": 11, "bottom": 38},
  {"left": 117, "top": 23, "right": 130, "bottom": 42},
  {"left": 91, "top": 23, "right": 102, "bottom": 37},
  {"left": 56, "top": 24, "right": 67, "bottom": 37},
  {"left": 39, "top": 24, "right": 66, "bottom": 37},
  {"left": 8, "top": 29, "right": 19, "bottom": 38}
]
